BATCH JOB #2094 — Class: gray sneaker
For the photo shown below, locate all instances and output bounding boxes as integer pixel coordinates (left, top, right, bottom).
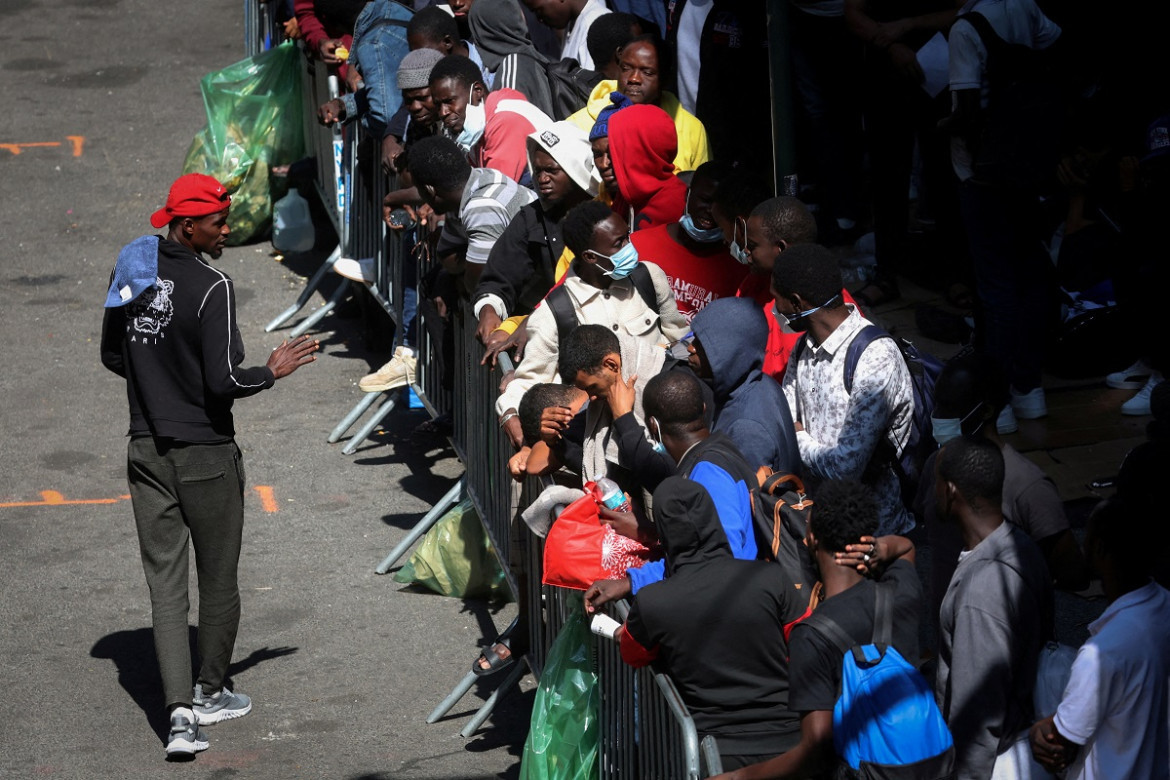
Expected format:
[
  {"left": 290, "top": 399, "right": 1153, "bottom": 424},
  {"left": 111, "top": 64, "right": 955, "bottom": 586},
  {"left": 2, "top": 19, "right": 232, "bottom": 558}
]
[
  {"left": 192, "top": 684, "right": 253, "bottom": 725},
  {"left": 165, "top": 708, "right": 209, "bottom": 756}
]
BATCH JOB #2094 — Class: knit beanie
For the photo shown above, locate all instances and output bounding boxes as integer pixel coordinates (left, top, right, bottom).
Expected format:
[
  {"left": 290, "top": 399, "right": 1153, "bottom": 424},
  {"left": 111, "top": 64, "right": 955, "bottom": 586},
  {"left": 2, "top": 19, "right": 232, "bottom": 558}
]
[
  {"left": 397, "top": 48, "right": 444, "bottom": 90},
  {"left": 589, "top": 91, "right": 634, "bottom": 141}
]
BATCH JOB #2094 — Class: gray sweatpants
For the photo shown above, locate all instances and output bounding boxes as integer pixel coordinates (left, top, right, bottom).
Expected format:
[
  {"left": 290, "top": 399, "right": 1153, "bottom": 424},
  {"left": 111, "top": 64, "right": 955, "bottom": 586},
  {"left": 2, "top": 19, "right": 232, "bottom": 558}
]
[{"left": 127, "top": 437, "right": 245, "bottom": 709}]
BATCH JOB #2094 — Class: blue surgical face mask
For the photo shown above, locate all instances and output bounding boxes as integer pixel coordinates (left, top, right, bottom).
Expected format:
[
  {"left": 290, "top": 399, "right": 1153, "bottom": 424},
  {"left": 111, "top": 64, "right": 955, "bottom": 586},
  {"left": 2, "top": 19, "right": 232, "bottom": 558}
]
[
  {"left": 931, "top": 403, "right": 984, "bottom": 446},
  {"left": 666, "top": 332, "right": 695, "bottom": 360},
  {"left": 729, "top": 217, "right": 751, "bottom": 264},
  {"left": 648, "top": 416, "right": 666, "bottom": 454},
  {"left": 679, "top": 192, "right": 724, "bottom": 244},
  {"left": 772, "top": 293, "right": 840, "bottom": 333},
  {"left": 455, "top": 97, "right": 485, "bottom": 152},
  {"left": 592, "top": 241, "right": 639, "bottom": 280}
]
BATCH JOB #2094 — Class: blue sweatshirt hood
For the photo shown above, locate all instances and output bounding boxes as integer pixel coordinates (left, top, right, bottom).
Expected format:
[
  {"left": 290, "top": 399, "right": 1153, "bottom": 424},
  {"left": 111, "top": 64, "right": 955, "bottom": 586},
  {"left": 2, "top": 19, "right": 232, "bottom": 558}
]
[{"left": 691, "top": 296, "right": 768, "bottom": 402}]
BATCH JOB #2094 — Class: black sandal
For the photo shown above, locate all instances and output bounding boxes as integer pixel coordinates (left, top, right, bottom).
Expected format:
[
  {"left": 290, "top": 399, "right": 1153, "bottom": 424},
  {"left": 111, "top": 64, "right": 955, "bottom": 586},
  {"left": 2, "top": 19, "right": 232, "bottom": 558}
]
[{"left": 472, "top": 637, "right": 515, "bottom": 677}]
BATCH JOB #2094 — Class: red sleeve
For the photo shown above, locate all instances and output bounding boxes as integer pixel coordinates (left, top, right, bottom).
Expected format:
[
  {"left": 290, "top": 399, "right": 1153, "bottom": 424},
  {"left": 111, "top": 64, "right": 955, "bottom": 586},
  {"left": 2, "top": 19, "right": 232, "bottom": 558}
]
[
  {"left": 481, "top": 105, "right": 535, "bottom": 184},
  {"left": 617, "top": 624, "right": 659, "bottom": 668},
  {"left": 295, "top": 0, "right": 329, "bottom": 50}
]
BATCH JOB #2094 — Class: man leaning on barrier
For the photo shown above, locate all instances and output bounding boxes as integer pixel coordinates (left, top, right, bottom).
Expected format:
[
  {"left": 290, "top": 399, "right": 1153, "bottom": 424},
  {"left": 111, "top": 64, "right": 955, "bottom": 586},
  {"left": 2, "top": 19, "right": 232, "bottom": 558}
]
[{"left": 100, "top": 174, "right": 319, "bottom": 759}]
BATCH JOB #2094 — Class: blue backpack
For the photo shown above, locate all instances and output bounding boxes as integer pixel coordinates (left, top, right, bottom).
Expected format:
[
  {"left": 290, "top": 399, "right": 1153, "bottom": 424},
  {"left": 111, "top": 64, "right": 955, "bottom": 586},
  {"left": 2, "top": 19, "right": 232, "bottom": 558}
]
[{"left": 801, "top": 584, "right": 955, "bottom": 779}]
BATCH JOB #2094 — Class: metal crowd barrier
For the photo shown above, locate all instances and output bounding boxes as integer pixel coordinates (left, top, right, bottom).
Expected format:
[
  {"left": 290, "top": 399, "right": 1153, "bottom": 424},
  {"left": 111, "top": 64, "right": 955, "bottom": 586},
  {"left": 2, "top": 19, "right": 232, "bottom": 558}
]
[
  {"left": 243, "top": 0, "right": 282, "bottom": 57},
  {"left": 266, "top": 56, "right": 349, "bottom": 336},
  {"left": 274, "top": 32, "right": 715, "bottom": 774}
]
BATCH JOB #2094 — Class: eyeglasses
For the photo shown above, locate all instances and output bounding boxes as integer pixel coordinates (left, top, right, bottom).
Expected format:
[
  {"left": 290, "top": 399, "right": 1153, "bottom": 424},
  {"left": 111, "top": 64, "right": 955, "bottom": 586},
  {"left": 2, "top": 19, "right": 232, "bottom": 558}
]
[{"left": 665, "top": 332, "right": 695, "bottom": 360}]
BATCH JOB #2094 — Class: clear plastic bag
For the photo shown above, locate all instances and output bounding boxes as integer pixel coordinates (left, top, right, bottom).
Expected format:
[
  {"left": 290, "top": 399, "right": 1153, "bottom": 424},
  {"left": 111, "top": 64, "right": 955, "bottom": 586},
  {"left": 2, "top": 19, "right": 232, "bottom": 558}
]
[
  {"left": 520, "top": 607, "right": 599, "bottom": 780},
  {"left": 182, "top": 41, "right": 305, "bottom": 244}
]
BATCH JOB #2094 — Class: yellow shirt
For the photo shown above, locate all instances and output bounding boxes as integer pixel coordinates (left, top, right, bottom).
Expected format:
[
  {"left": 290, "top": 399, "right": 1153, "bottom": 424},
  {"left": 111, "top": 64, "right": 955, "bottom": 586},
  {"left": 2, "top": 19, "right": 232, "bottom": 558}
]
[{"left": 566, "top": 80, "right": 711, "bottom": 173}]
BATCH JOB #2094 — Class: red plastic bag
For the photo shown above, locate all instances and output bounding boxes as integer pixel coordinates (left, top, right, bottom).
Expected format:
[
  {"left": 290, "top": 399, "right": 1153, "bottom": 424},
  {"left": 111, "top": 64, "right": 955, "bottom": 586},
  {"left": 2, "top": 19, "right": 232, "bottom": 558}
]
[{"left": 542, "top": 494, "right": 651, "bottom": 590}]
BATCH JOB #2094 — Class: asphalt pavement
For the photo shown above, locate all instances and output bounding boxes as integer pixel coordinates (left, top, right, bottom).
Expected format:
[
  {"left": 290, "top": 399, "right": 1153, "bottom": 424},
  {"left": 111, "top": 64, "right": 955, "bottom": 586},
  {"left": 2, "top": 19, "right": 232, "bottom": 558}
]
[{"left": 0, "top": 2, "right": 527, "bottom": 777}]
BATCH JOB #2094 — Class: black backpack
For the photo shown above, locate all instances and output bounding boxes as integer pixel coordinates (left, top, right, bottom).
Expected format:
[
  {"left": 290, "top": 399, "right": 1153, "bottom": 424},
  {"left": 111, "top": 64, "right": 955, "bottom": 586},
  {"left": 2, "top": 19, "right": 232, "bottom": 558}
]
[
  {"left": 544, "top": 263, "right": 658, "bottom": 346},
  {"left": 960, "top": 12, "right": 1065, "bottom": 191},
  {"left": 543, "top": 58, "right": 604, "bottom": 120}
]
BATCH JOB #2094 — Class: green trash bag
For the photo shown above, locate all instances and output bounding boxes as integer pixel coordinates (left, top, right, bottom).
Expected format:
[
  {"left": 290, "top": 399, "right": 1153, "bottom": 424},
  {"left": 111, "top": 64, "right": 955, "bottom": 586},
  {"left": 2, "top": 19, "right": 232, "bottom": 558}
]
[
  {"left": 520, "top": 607, "right": 599, "bottom": 780},
  {"left": 393, "top": 499, "right": 512, "bottom": 601},
  {"left": 182, "top": 40, "right": 305, "bottom": 245}
]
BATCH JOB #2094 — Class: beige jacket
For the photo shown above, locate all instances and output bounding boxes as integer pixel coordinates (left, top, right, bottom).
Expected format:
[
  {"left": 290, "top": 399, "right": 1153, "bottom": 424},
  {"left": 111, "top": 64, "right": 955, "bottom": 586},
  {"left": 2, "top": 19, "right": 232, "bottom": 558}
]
[{"left": 496, "top": 261, "right": 688, "bottom": 417}]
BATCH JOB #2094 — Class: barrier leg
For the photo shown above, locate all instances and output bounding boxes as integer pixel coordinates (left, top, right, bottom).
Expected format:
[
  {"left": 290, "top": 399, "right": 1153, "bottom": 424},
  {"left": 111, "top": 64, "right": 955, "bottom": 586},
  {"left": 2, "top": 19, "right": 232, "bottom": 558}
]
[
  {"left": 340, "top": 393, "right": 398, "bottom": 455},
  {"left": 427, "top": 616, "right": 520, "bottom": 723},
  {"left": 328, "top": 392, "right": 382, "bottom": 443},
  {"left": 374, "top": 478, "right": 465, "bottom": 574},
  {"left": 427, "top": 670, "right": 478, "bottom": 724},
  {"left": 289, "top": 278, "right": 350, "bottom": 338},
  {"left": 459, "top": 658, "right": 528, "bottom": 738},
  {"left": 700, "top": 735, "right": 723, "bottom": 777},
  {"left": 265, "top": 245, "right": 341, "bottom": 332}
]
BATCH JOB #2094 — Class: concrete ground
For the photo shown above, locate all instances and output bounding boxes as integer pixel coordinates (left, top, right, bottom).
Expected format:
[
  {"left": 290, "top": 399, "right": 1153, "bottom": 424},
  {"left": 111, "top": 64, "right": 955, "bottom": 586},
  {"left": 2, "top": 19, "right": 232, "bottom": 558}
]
[
  {"left": 0, "top": 1, "right": 1140, "bottom": 777},
  {"left": 0, "top": 2, "right": 526, "bottom": 778}
]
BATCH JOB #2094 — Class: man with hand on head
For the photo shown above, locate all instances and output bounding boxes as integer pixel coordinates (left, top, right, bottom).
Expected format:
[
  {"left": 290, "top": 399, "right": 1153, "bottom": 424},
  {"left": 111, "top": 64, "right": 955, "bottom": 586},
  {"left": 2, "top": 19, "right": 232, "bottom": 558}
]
[
  {"left": 494, "top": 200, "right": 687, "bottom": 447},
  {"left": 100, "top": 174, "right": 319, "bottom": 758}
]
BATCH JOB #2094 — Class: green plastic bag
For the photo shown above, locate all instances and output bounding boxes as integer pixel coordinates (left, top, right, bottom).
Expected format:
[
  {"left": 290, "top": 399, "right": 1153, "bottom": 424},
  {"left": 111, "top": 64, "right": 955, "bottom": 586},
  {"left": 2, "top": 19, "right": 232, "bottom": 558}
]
[
  {"left": 520, "top": 607, "right": 599, "bottom": 780},
  {"left": 393, "top": 499, "right": 512, "bottom": 601},
  {"left": 182, "top": 41, "right": 305, "bottom": 245}
]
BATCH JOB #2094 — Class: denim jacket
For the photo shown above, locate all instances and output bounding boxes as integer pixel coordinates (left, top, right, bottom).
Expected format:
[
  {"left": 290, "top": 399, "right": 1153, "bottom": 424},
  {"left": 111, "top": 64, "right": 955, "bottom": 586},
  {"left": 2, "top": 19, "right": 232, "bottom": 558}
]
[{"left": 339, "top": 0, "right": 411, "bottom": 139}]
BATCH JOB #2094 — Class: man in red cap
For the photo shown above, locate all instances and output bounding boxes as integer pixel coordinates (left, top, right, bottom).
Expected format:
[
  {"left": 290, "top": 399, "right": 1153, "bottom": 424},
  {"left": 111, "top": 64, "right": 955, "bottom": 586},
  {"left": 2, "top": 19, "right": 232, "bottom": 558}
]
[{"left": 100, "top": 173, "right": 320, "bottom": 758}]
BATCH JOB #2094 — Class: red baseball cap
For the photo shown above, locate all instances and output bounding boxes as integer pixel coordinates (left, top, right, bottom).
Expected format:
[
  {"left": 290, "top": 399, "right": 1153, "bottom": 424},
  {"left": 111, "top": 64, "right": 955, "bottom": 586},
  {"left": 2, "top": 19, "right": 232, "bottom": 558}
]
[{"left": 149, "top": 173, "right": 232, "bottom": 229}]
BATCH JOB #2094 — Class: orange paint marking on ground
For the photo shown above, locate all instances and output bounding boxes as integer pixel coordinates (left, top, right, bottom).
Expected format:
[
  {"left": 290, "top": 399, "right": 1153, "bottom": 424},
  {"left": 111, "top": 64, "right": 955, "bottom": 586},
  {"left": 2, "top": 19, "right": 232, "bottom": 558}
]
[
  {"left": 0, "top": 137, "right": 86, "bottom": 157},
  {"left": 0, "top": 142, "right": 60, "bottom": 156},
  {"left": 253, "top": 485, "right": 279, "bottom": 513},
  {"left": 0, "top": 490, "right": 127, "bottom": 508}
]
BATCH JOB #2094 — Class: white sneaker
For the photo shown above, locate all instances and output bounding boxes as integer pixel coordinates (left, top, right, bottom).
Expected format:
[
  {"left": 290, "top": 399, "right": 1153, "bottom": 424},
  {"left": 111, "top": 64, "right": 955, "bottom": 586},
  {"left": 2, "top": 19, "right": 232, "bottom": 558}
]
[
  {"left": 358, "top": 346, "right": 417, "bottom": 392},
  {"left": 1121, "top": 373, "right": 1162, "bottom": 416},
  {"left": 996, "top": 404, "right": 1018, "bottom": 434},
  {"left": 1107, "top": 359, "right": 1154, "bottom": 390},
  {"left": 333, "top": 256, "right": 375, "bottom": 284},
  {"left": 1010, "top": 386, "right": 1047, "bottom": 420}
]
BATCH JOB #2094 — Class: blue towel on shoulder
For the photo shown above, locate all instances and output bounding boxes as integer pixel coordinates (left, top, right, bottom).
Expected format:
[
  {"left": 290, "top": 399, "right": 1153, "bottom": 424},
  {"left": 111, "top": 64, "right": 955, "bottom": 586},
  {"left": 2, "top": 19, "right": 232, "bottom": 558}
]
[{"left": 104, "top": 235, "right": 160, "bottom": 307}]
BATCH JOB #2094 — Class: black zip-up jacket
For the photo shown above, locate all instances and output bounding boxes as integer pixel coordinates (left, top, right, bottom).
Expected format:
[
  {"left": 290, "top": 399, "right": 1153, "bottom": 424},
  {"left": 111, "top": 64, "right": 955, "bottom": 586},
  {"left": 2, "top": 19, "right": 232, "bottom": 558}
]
[
  {"left": 101, "top": 238, "right": 274, "bottom": 443},
  {"left": 474, "top": 200, "right": 565, "bottom": 319}
]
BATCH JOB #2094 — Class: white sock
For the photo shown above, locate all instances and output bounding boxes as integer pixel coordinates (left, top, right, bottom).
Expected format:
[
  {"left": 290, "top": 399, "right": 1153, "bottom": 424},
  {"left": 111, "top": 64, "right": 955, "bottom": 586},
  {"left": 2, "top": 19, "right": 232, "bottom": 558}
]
[
  {"left": 400, "top": 346, "right": 414, "bottom": 358},
  {"left": 172, "top": 706, "right": 195, "bottom": 722}
]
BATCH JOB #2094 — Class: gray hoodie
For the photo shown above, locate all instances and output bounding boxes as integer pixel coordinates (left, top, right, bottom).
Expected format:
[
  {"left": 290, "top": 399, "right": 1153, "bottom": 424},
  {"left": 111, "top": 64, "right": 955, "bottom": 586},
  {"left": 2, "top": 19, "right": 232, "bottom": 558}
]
[{"left": 468, "top": 0, "right": 555, "bottom": 118}]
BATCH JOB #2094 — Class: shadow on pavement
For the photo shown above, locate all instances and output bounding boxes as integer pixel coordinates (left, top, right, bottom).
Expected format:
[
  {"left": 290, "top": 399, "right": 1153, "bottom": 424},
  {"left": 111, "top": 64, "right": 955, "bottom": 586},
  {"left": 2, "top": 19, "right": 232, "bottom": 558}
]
[{"left": 90, "top": 627, "right": 298, "bottom": 743}]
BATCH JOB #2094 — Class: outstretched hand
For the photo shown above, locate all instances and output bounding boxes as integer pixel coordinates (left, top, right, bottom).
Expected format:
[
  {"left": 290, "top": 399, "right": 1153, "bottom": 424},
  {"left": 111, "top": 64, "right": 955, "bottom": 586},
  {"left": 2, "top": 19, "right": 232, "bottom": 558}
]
[{"left": 266, "top": 334, "right": 320, "bottom": 379}]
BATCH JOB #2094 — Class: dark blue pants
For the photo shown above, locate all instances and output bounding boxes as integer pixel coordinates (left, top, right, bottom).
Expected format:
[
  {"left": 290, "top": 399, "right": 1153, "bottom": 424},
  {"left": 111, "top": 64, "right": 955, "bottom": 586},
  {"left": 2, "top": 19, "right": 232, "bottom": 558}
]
[{"left": 959, "top": 180, "right": 1053, "bottom": 393}]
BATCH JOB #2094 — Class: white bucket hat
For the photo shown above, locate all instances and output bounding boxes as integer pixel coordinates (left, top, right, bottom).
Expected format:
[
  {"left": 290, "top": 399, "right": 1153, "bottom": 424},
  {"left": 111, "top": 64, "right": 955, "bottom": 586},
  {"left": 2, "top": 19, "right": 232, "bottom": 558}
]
[{"left": 526, "top": 121, "right": 601, "bottom": 198}]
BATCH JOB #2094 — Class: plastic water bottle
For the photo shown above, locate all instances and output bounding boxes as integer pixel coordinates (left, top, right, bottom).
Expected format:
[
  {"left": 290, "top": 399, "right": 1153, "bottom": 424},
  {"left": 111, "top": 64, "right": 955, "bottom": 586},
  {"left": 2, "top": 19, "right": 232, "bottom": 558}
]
[
  {"left": 272, "top": 189, "right": 315, "bottom": 253},
  {"left": 593, "top": 478, "right": 632, "bottom": 513}
]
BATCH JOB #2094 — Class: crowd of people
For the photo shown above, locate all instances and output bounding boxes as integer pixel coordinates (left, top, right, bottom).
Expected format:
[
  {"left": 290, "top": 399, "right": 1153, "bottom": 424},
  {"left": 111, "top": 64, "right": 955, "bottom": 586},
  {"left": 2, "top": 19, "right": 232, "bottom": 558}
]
[{"left": 105, "top": 0, "right": 1169, "bottom": 773}]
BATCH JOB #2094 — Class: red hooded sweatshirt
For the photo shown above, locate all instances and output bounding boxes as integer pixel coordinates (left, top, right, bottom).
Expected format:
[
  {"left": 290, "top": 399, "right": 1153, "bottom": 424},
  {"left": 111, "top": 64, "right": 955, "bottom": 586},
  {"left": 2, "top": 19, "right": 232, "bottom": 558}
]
[{"left": 608, "top": 104, "right": 687, "bottom": 232}]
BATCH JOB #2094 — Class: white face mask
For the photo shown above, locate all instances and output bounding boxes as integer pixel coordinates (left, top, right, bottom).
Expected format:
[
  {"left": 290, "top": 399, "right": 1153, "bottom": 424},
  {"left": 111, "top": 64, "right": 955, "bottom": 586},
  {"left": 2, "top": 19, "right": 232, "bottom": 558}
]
[
  {"left": 456, "top": 97, "right": 486, "bottom": 152},
  {"left": 729, "top": 217, "right": 750, "bottom": 264}
]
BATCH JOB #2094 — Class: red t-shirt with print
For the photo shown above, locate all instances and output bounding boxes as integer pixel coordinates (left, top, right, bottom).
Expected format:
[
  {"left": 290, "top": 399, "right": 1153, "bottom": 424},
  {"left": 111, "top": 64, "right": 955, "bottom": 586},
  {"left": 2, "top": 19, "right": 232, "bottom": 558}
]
[{"left": 632, "top": 223, "right": 749, "bottom": 323}]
